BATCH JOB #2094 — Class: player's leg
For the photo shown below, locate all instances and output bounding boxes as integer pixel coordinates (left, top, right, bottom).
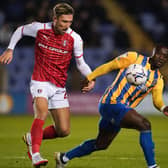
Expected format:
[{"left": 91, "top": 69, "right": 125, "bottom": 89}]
[
  {"left": 61, "top": 103, "right": 121, "bottom": 160},
  {"left": 22, "top": 97, "right": 49, "bottom": 166},
  {"left": 55, "top": 109, "right": 120, "bottom": 168},
  {"left": 43, "top": 87, "right": 70, "bottom": 139},
  {"left": 120, "top": 109, "right": 158, "bottom": 168},
  {"left": 42, "top": 107, "right": 70, "bottom": 139},
  {"left": 48, "top": 107, "right": 70, "bottom": 137},
  {"left": 66, "top": 121, "right": 118, "bottom": 158},
  {"left": 31, "top": 97, "right": 48, "bottom": 153},
  {"left": 23, "top": 80, "right": 49, "bottom": 166},
  {"left": 96, "top": 117, "right": 120, "bottom": 150},
  {"left": 31, "top": 97, "right": 48, "bottom": 166},
  {"left": 55, "top": 126, "right": 119, "bottom": 168}
]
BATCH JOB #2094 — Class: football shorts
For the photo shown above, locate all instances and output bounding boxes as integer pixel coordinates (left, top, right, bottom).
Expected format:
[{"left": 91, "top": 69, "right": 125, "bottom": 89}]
[
  {"left": 98, "top": 102, "right": 132, "bottom": 132},
  {"left": 30, "top": 80, "right": 69, "bottom": 109}
]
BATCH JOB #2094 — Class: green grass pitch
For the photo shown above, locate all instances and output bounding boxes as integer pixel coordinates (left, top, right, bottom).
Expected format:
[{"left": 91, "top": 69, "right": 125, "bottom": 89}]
[{"left": 0, "top": 114, "right": 167, "bottom": 168}]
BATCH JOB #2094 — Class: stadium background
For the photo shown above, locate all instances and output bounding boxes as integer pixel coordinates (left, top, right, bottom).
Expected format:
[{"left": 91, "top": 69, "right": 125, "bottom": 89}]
[
  {"left": 0, "top": 0, "right": 168, "bottom": 114},
  {"left": 0, "top": 1, "right": 168, "bottom": 168}
]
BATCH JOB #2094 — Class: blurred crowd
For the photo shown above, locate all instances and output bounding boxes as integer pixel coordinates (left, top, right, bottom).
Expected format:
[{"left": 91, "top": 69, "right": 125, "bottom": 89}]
[
  {"left": 0, "top": 0, "right": 131, "bottom": 51},
  {"left": 118, "top": 0, "right": 168, "bottom": 44},
  {"left": 0, "top": 0, "right": 168, "bottom": 93},
  {"left": 0, "top": 0, "right": 167, "bottom": 49}
]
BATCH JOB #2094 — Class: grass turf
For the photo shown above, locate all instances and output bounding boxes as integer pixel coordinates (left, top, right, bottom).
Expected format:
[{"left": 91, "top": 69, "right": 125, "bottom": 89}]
[{"left": 0, "top": 114, "right": 167, "bottom": 168}]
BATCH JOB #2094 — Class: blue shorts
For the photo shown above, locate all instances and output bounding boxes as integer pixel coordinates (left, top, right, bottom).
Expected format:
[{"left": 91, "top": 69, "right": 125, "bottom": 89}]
[{"left": 98, "top": 103, "right": 132, "bottom": 132}]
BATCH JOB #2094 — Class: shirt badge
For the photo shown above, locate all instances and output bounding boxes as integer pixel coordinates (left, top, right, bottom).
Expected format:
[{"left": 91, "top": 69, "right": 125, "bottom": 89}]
[{"left": 37, "top": 89, "right": 43, "bottom": 93}]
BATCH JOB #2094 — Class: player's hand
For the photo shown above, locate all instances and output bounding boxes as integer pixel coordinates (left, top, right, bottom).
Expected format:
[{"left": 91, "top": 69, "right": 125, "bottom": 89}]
[
  {"left": 81, "top": 78, "right": 95, "bottom": 93},
  {"left": 162, "top": 106, "right": 168, "bottom": 116},
  {"left": 0, "top": 49, "right": 13, "bottom": 64}
]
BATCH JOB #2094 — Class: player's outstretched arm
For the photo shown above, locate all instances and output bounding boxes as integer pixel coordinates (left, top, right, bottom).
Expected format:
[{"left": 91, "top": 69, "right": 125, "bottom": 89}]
[{"left": 0, "top": 49, "right": 13, "bottom": 64}]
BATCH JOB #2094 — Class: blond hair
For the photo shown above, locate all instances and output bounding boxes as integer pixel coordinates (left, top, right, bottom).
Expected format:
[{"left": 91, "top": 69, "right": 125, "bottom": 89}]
[{"left": 53, "top": 3, "right": 74, "bottom": 18}]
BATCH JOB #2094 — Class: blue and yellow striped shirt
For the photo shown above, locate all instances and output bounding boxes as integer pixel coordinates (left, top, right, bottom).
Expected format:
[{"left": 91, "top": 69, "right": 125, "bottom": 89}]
[{"left": 87, "top": 52, "right": 164, "bottom": 110}]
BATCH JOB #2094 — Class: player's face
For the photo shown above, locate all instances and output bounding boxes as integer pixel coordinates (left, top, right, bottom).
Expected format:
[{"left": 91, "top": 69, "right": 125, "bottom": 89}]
[
  {"left": 149, "top": 47, "right": 168, "bottom": 70},
  {"left": 53, "top": 14, "right": 73, "bottom": 35}
]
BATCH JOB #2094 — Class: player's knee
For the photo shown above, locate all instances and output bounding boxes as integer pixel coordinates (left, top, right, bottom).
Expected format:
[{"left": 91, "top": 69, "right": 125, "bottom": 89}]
[
  {"left": 141, "top": 118, "right": 151, "bottom": 131},
  {"left": 96, "top": 143, "right": 109, "bottom": 150},
  {"left": 57, "top": 128, "right": 70, "bottom": 137},
  {"left": 35, "top": 112, "right": 48, "bottom": 120}
]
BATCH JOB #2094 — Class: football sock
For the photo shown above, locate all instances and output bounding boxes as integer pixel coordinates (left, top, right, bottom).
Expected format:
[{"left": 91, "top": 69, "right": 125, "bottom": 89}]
[
  {"left": 43, "top": 125, "right": 58, "bottom": 139},
  {"left": 65, "top": 139, "right": 97, "bottom": 160},
  {"left": 31, "top": 118, "right": 44, "bottom": 154},
  {"left": 140, "top": 131, "right": 156, "bottom": 166}
]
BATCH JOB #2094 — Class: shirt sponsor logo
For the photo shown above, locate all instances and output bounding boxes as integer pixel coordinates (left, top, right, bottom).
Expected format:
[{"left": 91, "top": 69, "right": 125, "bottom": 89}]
[
  {"left": 42, "top": 35, "right": 48, "bottom": 40},
  {"left": 38, "top": 42, "right": 68, "bottom": 54}
]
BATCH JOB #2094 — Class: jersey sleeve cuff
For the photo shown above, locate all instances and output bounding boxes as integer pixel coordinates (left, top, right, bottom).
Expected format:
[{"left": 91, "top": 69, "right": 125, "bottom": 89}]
[{"left": 160, "top": 105, "right": 166, "bottom": 112}]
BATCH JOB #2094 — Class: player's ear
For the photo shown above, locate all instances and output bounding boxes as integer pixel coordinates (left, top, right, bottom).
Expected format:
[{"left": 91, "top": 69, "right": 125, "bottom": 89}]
[{"left": 53, "top": 15, "right": 57, "bottom": 22}]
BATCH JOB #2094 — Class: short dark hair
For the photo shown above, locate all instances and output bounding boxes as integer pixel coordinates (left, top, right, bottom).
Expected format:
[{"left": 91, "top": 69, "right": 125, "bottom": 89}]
[
  {"left": 155, "top": 44, "right": 168, "bottom": 56},
  {"left": 53, "top": 3, "right": 74, "bottom": 18}
]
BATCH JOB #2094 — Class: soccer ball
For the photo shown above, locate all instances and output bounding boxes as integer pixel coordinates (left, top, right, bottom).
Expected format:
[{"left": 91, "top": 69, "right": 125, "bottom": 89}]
[{"left": 125, "top": 64, "right": 147, "bottom": 86}]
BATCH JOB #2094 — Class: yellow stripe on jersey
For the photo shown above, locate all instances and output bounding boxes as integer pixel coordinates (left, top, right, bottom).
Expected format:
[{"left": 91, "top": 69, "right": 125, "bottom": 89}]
[
  {"left": 100, "top": 54, "right": 163, "bottom": 108},
  {"left": 107, "top": 54, "right": 145, "bottom": 105},
  {"left": 131, "top": 90, "right": 152, "bottom": 107},
  {"left": 87, "top": 52, "right": 138, "bottom": 81},
  {"left": 86, "top": 51, "right": 165, "bottom": 110},
  {"left": 128, "top": 69, "right": 155, "bottom": 107},
  {"left": 110, "top": 73, "right": 127, "bottom": 103},
  {"left": 130, "top": 72, "right": 155, "bottom": 107},
  {"left": 119, "top": 54, "right": 144, "bottom": 105},
  {"left": 120, "top": 85, "right": 136, "bottom": 105},
  {"left": 101, "top": 70, "right": 123, "bottom": 104}
]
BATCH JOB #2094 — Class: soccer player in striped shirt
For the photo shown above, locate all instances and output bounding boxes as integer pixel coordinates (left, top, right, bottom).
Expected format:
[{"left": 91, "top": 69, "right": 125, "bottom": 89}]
[
  {"left": 55, "top": 44, "right": 168, "bottom": 168},
  {"left": 0, "top": 3, "right": 95, "bottom": 167}
]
